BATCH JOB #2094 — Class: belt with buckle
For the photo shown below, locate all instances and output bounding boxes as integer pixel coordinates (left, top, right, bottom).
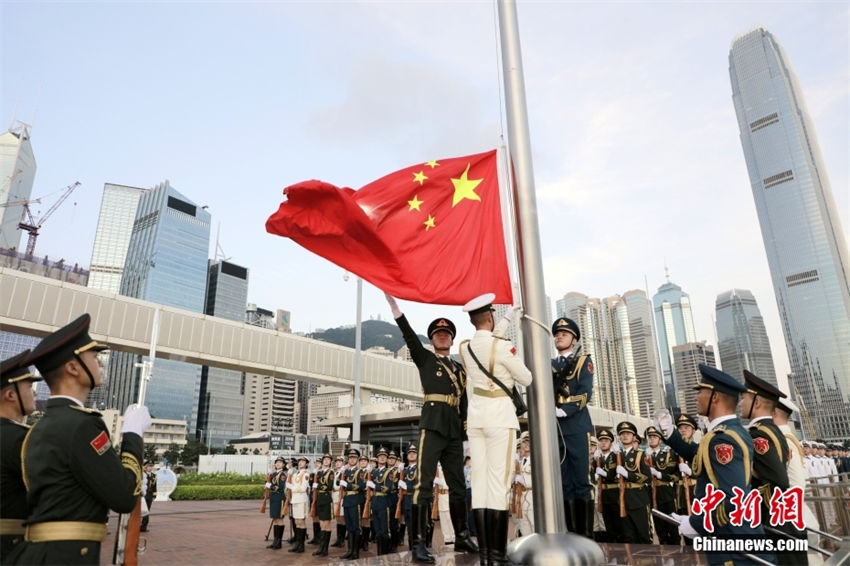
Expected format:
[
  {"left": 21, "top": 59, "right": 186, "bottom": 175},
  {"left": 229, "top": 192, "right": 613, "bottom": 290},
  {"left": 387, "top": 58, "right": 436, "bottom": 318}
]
[
  {"left": 472, "top": 387, "right": 508, "bottom": 398},
  {"left": 423, "top": 394, "right": 460, "bottom": 408},
  {"left": 25, "top": 521, "right": 107, "bottom": 542},
  {"left": 0, "top": 518, "right": 25, "bottom": 536}
]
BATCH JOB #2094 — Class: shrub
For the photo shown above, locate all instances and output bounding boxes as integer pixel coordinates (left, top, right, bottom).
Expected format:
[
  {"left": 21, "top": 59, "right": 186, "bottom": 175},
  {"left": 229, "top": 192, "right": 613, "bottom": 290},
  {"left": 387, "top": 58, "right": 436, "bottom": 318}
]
[
  {"left": 171, "top": 484, "right": 264, "bottom": 500},
  {"left": 177, "top": 472, "right": 266, "bottom": 486}
]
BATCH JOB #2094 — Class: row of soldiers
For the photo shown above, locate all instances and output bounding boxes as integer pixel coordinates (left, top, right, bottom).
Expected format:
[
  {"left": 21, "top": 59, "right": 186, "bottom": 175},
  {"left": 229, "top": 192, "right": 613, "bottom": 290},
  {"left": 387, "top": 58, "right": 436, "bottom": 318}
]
[{"left": 263, "top": 444, "right": 433, "bottom": 559}]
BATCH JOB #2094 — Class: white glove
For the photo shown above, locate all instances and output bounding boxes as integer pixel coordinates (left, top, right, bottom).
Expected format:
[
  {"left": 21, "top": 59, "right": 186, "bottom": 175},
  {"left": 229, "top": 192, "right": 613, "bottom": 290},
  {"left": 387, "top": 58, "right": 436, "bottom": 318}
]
[
  {"left": 312, "top": 482, "right": 318, "bottom": 489},
  {"left": 367, "top": 480, "right": 376, "bottom": 489},
  {"left": 611, "top": 443, "right": 621, "bottom": 454},
  {"left": 651, "top": 468, "right": 662, "bottom": 479},
  {"left": 654, "top": 412, "right": 674, "bottom": 438},
  {"left": 595, "top": 467, "right": 607, "bottom": 478},
  {"left": 644, "top": 447, "right": 654, "bottom": 458},
  {"left": 463, "top": 440, "right": 469, "bottom": 455},
  {"left": 286, "top": 482, "right": 294, "bottom": 490},
  {"left": 514, "top": 474, "right": 526, "bottom": 486},
  {"left": 679, "top": 462, "right": 692, "bottom": 476},
  {"left": 434, "top": 477, "right": 447, "bottom": 488},
  {"left": 385, "top": 293, "right": 402, "bottom": 319},
  {"left": 502, "top": 305, "right": 522, "bottom": 322},
  {"left": 399, "top": 480, "right": 407, "bottom": 490},
  {"left": 121, "top": 404, "right": 152, "bottom": 437},
  {"left": 265, "top": 482, "right": 272, "bottom": 489},
  {"left": 672, "top": 513, "right": 698, "bottom": 538},
  {"left": 397, "top": 462, "right": 405, "bottom": 471},
  {"left": 593, "top": 449, "right": 602, "bottom": 460},
  {"left": 555, "top": 407, "right": 567, "bottom": 418},
  {"left": 339, "top": 480, "right": 348, "bottom": 488},
  {"left": 616, "top": 466, "right": 629, "bottom": 478}
]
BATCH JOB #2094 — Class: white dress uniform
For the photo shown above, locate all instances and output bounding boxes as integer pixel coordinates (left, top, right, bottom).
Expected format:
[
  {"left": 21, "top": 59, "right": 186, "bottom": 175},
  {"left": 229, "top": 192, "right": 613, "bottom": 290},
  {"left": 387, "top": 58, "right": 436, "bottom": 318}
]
[
  {"left": 514, "top": 453, "right": 534, "bottom": 536},
  {"left": 436, "top": 464, "right": 454, "bottom": 544},
  {"left": 290, "top": 469, "right": 310, "bottom": 520},
  {"left": 460, "top": 317, "right": 533, "bottom": 510},
  {"left": 779, "top": 425, "right": 822, "bottom": 565}
]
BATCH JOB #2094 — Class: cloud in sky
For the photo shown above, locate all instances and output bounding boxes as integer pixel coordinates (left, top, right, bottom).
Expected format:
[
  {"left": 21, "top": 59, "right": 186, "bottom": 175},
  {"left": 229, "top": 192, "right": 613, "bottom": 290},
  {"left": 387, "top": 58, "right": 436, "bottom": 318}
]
[{"left": 1, "top": 2, "right": 847, "bottom": 386}]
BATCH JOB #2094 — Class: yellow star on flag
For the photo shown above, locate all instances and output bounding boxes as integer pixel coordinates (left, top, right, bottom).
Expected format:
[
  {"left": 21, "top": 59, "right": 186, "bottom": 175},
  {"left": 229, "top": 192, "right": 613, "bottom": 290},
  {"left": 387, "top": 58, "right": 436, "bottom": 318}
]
[
  {"left": 408, "top": 195, "right": 423, "bottom": 211},
  {"left": 424, "top": 214, "right": 436, "bottom": 231},
  {"left": 451, "top": 163, "right": 483, "bottom": 207},
  {"left": 425, "top": 160, "right": 439, "bottom": 169},
  {"left": 412, "top": 171, "right": 428, "bottom": 186}
]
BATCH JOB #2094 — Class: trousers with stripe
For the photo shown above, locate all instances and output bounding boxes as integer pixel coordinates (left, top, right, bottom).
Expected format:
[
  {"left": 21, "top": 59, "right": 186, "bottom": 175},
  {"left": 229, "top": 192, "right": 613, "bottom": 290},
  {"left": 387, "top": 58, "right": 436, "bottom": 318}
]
[{"left": 468, "top": 427, "right": 516, "bottom": 509}]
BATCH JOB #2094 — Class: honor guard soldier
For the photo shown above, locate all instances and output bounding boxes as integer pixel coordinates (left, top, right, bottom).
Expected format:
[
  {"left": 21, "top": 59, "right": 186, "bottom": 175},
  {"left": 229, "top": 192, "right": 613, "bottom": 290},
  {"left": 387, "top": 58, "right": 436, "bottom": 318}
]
[
  {"left": 513, "top": 432, "right": 534, "bottom": 537},
  {"left": 385, "top": 293, "right": 478, "bottom": 563},
  {"left": 311, "top": 453, "right": 334, "bottom": 557},
  {"left": 773, "top": 393, "right": 822, "bottom": 561},
  {"left": 331, "top": 455, "right": 346, "bottom": 548},
  {"left": 358, "top": 455, "right": 372, "bottom": 551},
  {"left": 288, "top": 456, "right": 310, "bottom": 553},
  {"left": 741, "top": 370, "right": 806, "bottom": 566},
  {"left": 368, "top": 447, "right": 394, "bottom": 555},
  {"left": 139, "top": 460, "right": 157, "bottom": 532},
  {"left": 613, "top": 421, "right": 651, "bottom": 544},
  {"left": 339, "top": 448, "right": 367, "bottom": 559},
  {"left": 675, "top": 413, "right": 698, "bottom": 514},
  {"left": 308, "top": 457, "right": 322, "bottom": 545},
  {"left": 400, "top": 444, "right": 418, "bottom": 550},
  {"left": 551, "top": 316, "right": 595, "bottom": 537},
  {"left": 11, "top": 314, "right": 151, "bottom": 566},
  {"left": 387, "top": 450, "right": 401, "bottom": 552},
  {"left": 460, "top": 294, "right": 529, "bottom": 566},
  {"left": 266, "top": 456, "right": 288, "bottom": 549},
  {"left": 592, "top": 430, "right": 620, "bottom": 542},
  {"left": 0, "top": 350, "right": 40, "bottom": 560},
  {"left": 658, "top": 364, "right": 773, "bottom": 566},
  {"left": 644, "top": 426, "right": 680, "bottom": 545}
]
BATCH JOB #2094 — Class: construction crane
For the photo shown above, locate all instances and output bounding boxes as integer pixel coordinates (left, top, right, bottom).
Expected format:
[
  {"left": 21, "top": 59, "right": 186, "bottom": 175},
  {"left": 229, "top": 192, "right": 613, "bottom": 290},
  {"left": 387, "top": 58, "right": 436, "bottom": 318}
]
[{"left": 17, "top": 181, "right": 81, "bottom": 257}]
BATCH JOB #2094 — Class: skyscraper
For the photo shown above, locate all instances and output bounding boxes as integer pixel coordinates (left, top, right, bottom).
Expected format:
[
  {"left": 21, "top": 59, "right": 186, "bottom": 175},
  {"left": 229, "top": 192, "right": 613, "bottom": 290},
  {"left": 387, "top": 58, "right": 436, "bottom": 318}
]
[
  {"left": 653, "top": 273, "right": 697, "bottom": 410},
  {"left": 88, "top": 183, "right": 146, "bottom": 293},
  {"left": 715, "top": 289, "right": 777, "bottom": 386},
  {"left": 105, "top": 181, "right": 211, "bottom": 425},
  {"left": 0, "top": 121, "right": 36, "bottom": 250},
  {"left": 672, "top": 342, "right": 716, "bottom": 419},
  {"left": 730, "top": 28, "right": 850, "bottom": 440},
  {"left": 198, "top": 260, "right": 249, "bottom": 448}
]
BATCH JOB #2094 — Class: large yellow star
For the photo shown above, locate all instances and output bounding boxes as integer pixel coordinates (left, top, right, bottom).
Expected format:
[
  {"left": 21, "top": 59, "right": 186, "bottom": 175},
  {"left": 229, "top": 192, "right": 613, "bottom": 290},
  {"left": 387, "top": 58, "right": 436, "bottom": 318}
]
[
  {"left": 413, "top": 171, "right": 427, "bottom": 186},
  {"left": 425, "top": 160, "right": 439, "bottom": 169},
  {"left": 408, "top": 195, "right": 423, "bottom": 211},
  {"left": 451, "top": 163, "right": 483, "bottom": 207},
  {"left": 424, "top": 214, "right": 436, "bottom": 231}
]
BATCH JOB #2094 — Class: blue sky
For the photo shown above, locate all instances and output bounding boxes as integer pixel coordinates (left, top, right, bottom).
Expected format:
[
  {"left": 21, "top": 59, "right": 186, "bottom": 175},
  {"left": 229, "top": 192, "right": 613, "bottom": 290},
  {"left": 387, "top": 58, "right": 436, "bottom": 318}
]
[{"left": 2, "top": 1, "right": 848, "bottom": 386}]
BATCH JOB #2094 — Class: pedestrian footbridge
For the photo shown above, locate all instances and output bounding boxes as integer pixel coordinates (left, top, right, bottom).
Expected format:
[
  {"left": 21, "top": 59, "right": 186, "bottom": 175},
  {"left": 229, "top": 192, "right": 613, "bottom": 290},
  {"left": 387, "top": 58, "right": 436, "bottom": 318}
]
[{"left": 0, "top": 267, "right": 421, "bottom": 399}]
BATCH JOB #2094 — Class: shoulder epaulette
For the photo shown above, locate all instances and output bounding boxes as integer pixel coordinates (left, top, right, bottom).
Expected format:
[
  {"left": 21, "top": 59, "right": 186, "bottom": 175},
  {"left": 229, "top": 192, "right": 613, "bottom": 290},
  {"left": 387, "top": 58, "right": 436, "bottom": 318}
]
[{"left": 70, "top": 405, "right": 102, "bottom": 416}]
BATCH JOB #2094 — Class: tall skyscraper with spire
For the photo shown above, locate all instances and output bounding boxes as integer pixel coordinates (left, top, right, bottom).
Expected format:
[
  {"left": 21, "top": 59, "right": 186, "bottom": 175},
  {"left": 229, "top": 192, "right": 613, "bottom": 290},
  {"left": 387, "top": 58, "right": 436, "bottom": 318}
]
[
  {"left": 0, "top": 121, "right": 36, "bottom": 250},
  {"left": 715, "top": 289, "right": 777, "bottom": 386},
  {"left": 730, "top": 28, "right": 850, "bottom": 440},
  {"left": 653, "top": 269, "right": 697, "bottom": 411}
]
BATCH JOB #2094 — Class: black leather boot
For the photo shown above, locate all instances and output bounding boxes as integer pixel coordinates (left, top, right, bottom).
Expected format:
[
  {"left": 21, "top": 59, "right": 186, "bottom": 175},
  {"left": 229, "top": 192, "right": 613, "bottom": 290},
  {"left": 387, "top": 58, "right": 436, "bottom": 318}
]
[
  {"left": 351, "top": 532, "right": 361, "bottom": 559},
  {"left": 488, "top": 509, "right": 511, "bottom": 566},
  {"left": 268, "top": 524, "right": 283, "bottom": 549},
  {"left": 341, "top": 532, "right": 355, "bottom": 559},
  {"left": 289, "top": 527, "right": 306, "bottom": 553},
  {"left": 398, "top": 523, "right": 407, "bottom": 548},
  {"left": 411, "top": 504, "right": 436, "bottom": 563},
  {"left": 287, "top": 517, "right": 296, "bottom": 543},
  {"left": 309, "top": 521, "right": 320, "bottom": 544},
  {"left": 361, "top": 526, "right": 370, "bottom": 551},
  {"left": 573, "top": 499, "right": 588, "bottom": 538},
  {"left": 564, "top": 499, "right": 576, "bottom": 533},
  {"left": 332, "top": 523, "right": 346, "bottom": 547},
  {"left": 450, "top": 498, "right": 479, "bottom": 553},
  {"left": 473, "top": 508, "right": 487, "bottom": 566}
]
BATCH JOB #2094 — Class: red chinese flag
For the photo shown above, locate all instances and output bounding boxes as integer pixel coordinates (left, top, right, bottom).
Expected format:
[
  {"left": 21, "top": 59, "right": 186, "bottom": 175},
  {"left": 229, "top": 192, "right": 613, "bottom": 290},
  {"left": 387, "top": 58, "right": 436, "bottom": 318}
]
[{"left": 266, "top": 149, "right": 513, "bottom": 305}]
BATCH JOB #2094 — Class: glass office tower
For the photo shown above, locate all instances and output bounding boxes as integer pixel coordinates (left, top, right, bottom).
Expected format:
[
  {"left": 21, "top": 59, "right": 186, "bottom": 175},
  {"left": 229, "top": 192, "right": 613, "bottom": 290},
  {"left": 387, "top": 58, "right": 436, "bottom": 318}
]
[
  {"left": 198, "top": 260, "right": 249, "bottom": 448},
  {"left": 715, "top": 289, "right": 777, "bottom": 387},
  {"left": 0, "top": 121, "right": 36, "bottom": 250},
  {"left": 105, "top": 181, "right": 211, "bottom": 425},
  {"left": 730, "top": 28, "right": 850, "bottom": 440},
  {"left": 653, "top": 276, "right": 697, "bottom": 411}
]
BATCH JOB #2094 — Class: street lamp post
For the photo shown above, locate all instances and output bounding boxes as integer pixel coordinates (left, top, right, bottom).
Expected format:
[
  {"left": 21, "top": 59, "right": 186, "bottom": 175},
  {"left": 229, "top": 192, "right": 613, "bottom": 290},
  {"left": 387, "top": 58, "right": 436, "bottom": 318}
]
[{"left": 344, "top": 273, "right": 363, "bottom": 446}]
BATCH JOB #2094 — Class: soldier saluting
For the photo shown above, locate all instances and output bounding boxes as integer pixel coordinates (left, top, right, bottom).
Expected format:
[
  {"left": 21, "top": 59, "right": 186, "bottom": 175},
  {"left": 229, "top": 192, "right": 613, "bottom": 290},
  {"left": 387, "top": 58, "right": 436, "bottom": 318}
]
[
  {"left": 9, "top": 314, "right": 151, "bottom": 565},
  {"left": 385, "top": 294, "right": 478, "bottom": 563}
]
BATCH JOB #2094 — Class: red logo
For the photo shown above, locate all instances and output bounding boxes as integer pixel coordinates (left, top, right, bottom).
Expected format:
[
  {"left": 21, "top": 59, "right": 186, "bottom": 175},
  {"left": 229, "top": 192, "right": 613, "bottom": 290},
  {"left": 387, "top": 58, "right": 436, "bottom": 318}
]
[
  {"left": 587, "top": 362, "right": 594, "bottom": 373},
  {"left": 754, "top": 437, "right": 769, "bottom": 455},
  {"left": 715, "top": 443, "right": 733, "bottom": 465}
]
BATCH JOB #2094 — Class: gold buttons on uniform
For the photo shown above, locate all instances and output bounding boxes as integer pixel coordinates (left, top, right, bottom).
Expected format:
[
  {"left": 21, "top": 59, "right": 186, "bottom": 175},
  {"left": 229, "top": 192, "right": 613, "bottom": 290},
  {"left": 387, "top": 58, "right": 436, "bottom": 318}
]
[{"left": 80, "top": 547, "right": 88, "bottom": 556}]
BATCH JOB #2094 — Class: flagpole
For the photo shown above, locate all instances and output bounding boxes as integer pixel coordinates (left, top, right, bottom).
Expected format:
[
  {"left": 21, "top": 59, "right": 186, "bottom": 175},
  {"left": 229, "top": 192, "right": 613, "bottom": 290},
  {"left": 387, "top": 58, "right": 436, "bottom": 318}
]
[{"left": 497, "top": 0, "right": 603, "bottom": 561}]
